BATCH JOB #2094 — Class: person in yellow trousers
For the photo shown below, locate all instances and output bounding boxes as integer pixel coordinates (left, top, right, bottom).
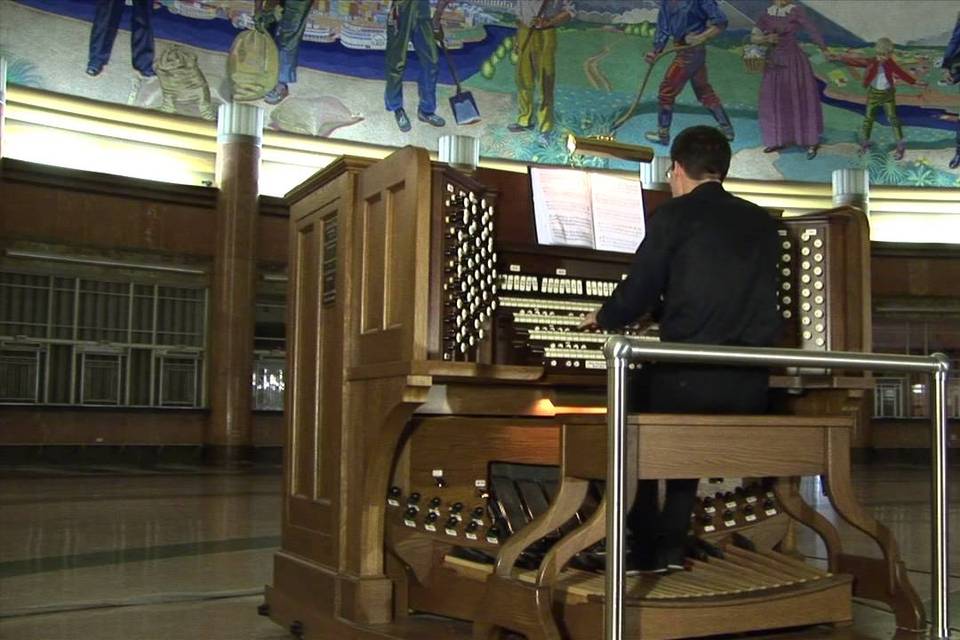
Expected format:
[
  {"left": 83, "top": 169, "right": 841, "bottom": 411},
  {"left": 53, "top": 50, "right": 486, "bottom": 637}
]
[{"left": 509, "top": 0, "right": 574, "bottom": 138}]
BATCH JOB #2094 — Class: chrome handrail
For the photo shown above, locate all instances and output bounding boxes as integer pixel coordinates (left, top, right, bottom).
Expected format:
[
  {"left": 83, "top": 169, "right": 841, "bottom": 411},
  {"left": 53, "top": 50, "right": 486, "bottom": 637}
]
[{"left": 602, "top": 337, "right": 951, "bottom": 640}]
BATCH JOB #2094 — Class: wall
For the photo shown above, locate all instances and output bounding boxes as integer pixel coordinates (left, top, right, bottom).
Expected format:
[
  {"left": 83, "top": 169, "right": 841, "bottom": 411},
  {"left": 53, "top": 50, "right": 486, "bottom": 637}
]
[
  {"left": 2, "top": 0, "right": 960, "bottom": 187},
  {"left": 0, "top": 159, "right": 290, "bottom": 452}
]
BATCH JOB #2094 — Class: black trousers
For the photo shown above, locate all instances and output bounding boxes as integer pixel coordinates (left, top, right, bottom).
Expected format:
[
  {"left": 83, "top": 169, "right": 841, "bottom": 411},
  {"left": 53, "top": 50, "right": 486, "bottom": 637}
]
[
  {"left": 626, "top": 364, "right": 770, "bottom": 563},
  {"left": 88, "top": 0, "right": 155, "bottom": 74}
]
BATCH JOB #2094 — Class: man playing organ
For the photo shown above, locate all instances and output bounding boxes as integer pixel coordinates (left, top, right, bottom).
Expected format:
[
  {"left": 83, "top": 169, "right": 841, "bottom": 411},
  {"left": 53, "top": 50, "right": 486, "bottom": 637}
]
[{"left": 580, "top": 125, "right": 782, "bottom": 572}]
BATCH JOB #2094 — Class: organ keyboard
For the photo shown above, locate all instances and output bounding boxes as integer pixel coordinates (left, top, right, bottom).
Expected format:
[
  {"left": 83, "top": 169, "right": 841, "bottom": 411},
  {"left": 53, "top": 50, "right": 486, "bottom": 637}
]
[
  {"left": 493, "top": 247, "right": 659, "bottom": 371},
  {"left": 263, "top": 147, "right": 910, "bottom": 640}
]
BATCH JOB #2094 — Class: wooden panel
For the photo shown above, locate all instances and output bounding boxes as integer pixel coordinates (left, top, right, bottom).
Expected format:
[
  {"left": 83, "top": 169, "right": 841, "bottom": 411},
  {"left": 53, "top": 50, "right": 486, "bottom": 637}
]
[
  {"left": 352, "top": 147, "right": 431, "bottom": 367},
  {"left": 292, "top": 218, "right": 319, "bottom": 499},
  {"left": 360, "top": 191, "right": 386, "bottom": 334},
  {"left": 562, "top": 416, "right": 840, "bottom": 480},
  {"left": 283, "top": 170, "right": 355, "bottom": 569},
  {"left": 407, "top": 417, "right": 560, "bottom": 489}
]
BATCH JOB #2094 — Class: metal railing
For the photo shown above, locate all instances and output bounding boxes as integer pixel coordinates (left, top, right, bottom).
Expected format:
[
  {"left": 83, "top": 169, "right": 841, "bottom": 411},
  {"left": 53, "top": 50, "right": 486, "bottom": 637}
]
[{"left": 603, "top": 337, "right": 952, "bottom": 640}]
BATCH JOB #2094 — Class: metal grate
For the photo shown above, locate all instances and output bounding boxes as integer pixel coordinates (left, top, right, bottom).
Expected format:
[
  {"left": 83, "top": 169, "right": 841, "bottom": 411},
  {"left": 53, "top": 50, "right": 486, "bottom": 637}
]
[{"left": 0, "top": 271, "right": 207, "bottom": 408}]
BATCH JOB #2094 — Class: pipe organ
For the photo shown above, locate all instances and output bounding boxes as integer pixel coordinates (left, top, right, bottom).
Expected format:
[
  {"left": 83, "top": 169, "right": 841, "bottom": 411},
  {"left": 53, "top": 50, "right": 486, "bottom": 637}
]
[{"left": 263, "top": 147, "right": 920, "bottom": 640}]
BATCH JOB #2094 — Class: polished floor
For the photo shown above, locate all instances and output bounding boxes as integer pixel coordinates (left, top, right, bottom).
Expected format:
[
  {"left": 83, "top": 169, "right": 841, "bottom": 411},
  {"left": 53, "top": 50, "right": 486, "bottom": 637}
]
[{"left": 0, "top": 462, "right": 958, "bottom": 640}]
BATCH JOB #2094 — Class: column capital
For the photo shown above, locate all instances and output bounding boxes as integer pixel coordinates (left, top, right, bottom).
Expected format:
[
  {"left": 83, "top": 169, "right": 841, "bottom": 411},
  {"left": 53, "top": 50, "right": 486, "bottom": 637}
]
[
  {"left": 438, "top": 134, "right": 479, "bottom": 173},
  {"left": 0, "top": 57, "right": 7, "bottom": 104},
  {"left": 831, "top": 168, "right": 869, "bottom": 212},
  {"left": 639, "top": 155, "right": 671, "bottom": 188},
  {"left": 217, "top": 102, "right": 264, "bottom": 146}
]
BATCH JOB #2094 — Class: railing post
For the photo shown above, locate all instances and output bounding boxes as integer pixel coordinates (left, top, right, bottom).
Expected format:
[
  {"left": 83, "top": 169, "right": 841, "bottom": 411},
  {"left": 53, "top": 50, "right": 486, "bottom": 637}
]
[
  {"left": 930, "top": 353, "right": 950, "bottom": 638},
  {"left": 604, "top": 337, "right": 631, "bottom": 640}
]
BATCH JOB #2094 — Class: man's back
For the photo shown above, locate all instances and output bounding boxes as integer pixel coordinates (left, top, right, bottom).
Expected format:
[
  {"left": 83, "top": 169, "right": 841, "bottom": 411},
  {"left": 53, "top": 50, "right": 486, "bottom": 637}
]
[{"left": 653, "top": 181, "right": 781, "bottom": 347}]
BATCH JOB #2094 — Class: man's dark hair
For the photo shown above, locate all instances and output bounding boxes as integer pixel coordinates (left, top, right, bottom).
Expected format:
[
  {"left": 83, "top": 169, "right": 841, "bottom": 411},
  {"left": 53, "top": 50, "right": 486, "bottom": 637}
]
[{"left": 670, "top": 125, "right": 732, "bottom": 181}]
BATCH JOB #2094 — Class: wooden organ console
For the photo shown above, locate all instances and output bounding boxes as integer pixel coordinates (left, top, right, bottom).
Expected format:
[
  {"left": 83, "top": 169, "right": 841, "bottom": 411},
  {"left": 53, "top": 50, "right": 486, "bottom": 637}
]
[{"left": 262, "top": 147, "right": 921, "bottom": 640}]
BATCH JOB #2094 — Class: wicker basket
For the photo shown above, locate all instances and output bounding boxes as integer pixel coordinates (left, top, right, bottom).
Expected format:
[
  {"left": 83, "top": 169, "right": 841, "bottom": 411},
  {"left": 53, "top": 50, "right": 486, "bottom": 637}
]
[{"left": 742, "top": 44, "right": 766, "bottom": 73}]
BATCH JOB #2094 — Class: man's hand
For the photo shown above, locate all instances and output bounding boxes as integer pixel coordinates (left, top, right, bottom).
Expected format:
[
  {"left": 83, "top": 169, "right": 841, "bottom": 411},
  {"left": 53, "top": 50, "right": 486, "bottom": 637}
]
[
  {"left": 579, "top": 310, "right": 600, "bottom": 331},
  {"left": 685, "top": 30, "right": 708, "bottom": 46},
  {"left": 644, "top": 50, "right": 659, "bottom": 64}
]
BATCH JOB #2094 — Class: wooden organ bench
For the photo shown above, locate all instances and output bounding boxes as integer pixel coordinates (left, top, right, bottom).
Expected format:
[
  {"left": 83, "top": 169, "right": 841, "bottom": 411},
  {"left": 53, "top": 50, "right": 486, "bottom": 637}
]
[
  {"left": 261, "top": 146, "right": 921, "bottom": 640},
  {"left": 470, "top": 413, "right": 923, "bottom": 639}
]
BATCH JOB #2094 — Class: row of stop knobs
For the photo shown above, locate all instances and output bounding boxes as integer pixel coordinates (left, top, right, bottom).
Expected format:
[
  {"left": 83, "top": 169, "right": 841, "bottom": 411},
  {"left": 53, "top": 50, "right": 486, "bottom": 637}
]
[{"left": 388, "top": 487, "right": 502, "bottom": 544}]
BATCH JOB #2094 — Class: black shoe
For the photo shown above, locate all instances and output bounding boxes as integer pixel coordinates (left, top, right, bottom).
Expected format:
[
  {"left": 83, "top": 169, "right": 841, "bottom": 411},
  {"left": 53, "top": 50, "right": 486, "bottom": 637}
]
[
  {"left": 264, "top": 83, "right": 289, "bottom": 105},
  {"left": 806, "top": 144, "right": 819, "bottom": 159},
  {"left": 507, "top": 122, "right": 534, "bottom": 133},
  {"left": 950, "top": 149, "right": 960, "bottom": 170},
  {"left": 644, "top": 128, "right": 670, "bottom": 145},
  {"left": 763, "top": 145, "right": 783, "bottom": 154},
  {"left": 85, "top": 65, "right": 102, "bottom": 77},
  {"left": 417, "top": 110, "right": 445, "bottom": 127},
  {"left": 394, "top": 107, "right": 411, "bottom": 132},
  {"left": 654, "top": 543, "right": 687, "bottom": 573}
]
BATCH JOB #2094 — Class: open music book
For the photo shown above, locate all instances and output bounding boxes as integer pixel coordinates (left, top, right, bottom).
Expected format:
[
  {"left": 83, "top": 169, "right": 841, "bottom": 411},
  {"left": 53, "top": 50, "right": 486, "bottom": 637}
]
[{"left": 531, "top": 167, "right": 645, "bottom": 254}]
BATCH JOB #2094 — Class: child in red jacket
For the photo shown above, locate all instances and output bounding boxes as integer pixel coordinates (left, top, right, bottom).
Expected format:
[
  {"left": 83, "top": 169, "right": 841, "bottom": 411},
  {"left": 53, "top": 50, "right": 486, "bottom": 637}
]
[{"left": 833, "top": 38, "right": 926, "bottom": 160}]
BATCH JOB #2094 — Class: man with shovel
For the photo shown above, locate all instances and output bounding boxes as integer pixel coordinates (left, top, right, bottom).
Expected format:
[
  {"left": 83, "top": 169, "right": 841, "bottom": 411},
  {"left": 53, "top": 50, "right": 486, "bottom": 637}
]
[
  {"left": 508, "top": 0, "right": 574, "bottom": 138},
  {"left": 384, "top": 0, "right": 452, "bottom": 132},
  {"left": 645, "top": 0, "right": 734, "bottom": 146}
]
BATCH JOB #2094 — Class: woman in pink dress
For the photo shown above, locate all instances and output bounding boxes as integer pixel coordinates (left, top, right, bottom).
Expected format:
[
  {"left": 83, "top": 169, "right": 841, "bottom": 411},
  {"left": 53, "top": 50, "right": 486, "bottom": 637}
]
[{"left": 752, "top": 0, "right": 830, "bottom": 159}]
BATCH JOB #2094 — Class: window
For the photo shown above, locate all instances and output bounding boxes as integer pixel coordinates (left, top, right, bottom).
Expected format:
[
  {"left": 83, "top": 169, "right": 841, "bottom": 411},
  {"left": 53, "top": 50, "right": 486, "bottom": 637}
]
[
  {"left": 252, "top": 353, "right": 285, "bottom": 411},
  {"left": 874, "top": 377, "right": 905, "bottom": 418},
  {"left": 253, "top": 291, "right": 286, "bottom": 411},
  {"left": 872, "top": 305, "right": 959, "bottom": 420},
  {"left": 0, "top": 271, "right": 207, "bottom": 408}
]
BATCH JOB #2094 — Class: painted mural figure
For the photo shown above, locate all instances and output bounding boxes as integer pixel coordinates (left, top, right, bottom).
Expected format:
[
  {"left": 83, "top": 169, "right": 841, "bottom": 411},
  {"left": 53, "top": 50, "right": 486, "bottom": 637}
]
[
  {"left": 942, "top": 12, "right": 960, "bottom": 169},
  {"left": 645, "top": 0, "right": 733, "bottom": 146},
  {"left": 384, "top": 0, "right": 452, "bottom": 132},
  {"left": 508, "top": 0, "right": 575, "bottom": 137},
  {"left": 835, "top": 38, "right": 925, "bottom": 161},
  {"left": 752, "top": 0, "right": 829, "bottom": 159},
  {"left": 86, "top": 0, "right": 156, "bottom": 78},
  {"left": 256, "top": 0, "right": 313, "bottom": 105}
]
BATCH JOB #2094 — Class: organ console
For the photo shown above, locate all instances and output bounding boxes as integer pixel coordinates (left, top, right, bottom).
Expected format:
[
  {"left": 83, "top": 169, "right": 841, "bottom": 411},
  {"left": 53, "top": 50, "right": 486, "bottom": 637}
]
[{"left": 262, "top": 146, "right": 919, "bottom": 640}]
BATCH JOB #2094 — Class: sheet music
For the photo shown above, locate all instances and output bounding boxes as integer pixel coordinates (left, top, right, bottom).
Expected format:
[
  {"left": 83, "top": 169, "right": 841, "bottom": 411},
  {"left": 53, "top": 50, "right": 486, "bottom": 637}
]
[
  {"left": 590, "top": 173, "right": 645, "bottom": 253},
  {"left": 531, "top": 168, "right": 595, "bottom": 248}
]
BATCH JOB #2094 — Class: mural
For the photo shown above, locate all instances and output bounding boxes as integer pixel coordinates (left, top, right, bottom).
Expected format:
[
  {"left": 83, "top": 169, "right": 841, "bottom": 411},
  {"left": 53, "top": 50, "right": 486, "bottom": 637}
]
[{"left": 1, "top": 0, "right": 960, "bottom": 187}]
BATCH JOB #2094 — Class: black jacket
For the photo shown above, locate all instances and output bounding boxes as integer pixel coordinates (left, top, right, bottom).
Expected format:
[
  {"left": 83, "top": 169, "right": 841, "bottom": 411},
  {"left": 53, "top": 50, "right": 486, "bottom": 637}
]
[{"left": 597, "top": 181, "right": 781, "bottom": 412}]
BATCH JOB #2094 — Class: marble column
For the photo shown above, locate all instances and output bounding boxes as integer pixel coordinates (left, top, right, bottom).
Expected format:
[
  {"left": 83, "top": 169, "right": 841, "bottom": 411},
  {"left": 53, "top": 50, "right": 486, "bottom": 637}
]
[{"left": 207, "top": 102, "right": 264, "bottom": 465}]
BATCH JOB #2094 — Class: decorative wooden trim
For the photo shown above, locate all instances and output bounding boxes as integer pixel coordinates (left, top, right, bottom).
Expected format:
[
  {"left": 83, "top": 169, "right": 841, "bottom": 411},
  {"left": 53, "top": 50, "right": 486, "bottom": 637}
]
[
  {"left": 283, "top": 156, "right": 375, "bottom": 205},
  {"left": 0, "top": 158, "right": 217, "bottom": 208}
]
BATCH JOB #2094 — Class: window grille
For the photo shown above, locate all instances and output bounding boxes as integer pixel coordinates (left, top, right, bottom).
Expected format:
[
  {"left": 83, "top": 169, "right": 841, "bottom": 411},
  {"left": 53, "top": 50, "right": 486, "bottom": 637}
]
[
  {"left": 0, "top": 346, "right": 42, "bottom": 403},
  {"left": 158, "top": 352, "right": 202, "bottom": 407},
  {"left": 874, "top": 377, "right": 905, "bottom": 418},
  {"left": 78, "top": 348, "right": 124, "bottom": 406},
  {"left": 0, "top": 271, "right": 207, "bottom": 408}
]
